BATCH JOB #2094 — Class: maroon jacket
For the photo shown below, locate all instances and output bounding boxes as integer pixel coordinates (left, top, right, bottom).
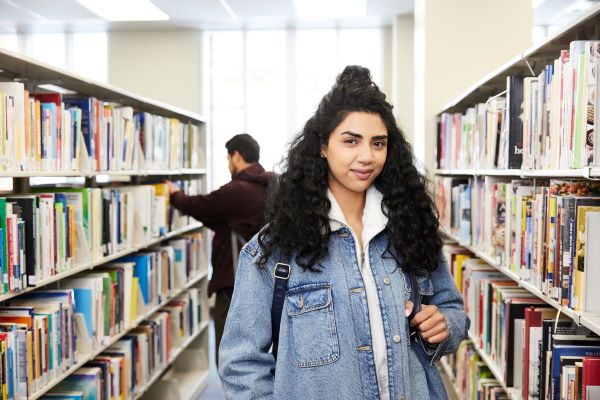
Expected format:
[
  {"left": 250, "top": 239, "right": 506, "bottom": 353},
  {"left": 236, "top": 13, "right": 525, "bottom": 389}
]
[{"left": 170, "top": 163, "right": 273, "bottom": 295}]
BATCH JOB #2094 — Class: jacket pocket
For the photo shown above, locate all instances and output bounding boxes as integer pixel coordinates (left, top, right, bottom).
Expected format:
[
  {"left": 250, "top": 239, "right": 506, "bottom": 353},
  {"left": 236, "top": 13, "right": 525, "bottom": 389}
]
[{"left": 287, "top": 283, "right": 340, "bottom": 367}]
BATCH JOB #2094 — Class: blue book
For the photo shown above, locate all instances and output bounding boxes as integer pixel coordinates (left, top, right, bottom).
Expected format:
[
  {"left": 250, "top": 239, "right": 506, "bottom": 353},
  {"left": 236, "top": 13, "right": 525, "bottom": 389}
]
[
  {"left": 119, "top": 254, "right": 152, "bottom": 304},
  {"left": 63, "top": 97, "right": 94, "bottom": 160},
  {"left": 71, "top": 288, "right": 93, "bottom": 340},
  {"left": 41, "top": 103, "right": 57, "bottom": 165},
  {"left": 55, "top": 367, "right": 101, "bottom": 400},
  {"left": 551, "top": 341, "right": 600, "bottom": 400}
]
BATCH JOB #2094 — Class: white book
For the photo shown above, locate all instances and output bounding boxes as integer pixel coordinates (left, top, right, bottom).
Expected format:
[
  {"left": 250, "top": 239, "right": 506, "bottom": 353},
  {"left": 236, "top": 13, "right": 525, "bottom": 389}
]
[
  {"left": 0, "top": 82, "right": 25, "bottom": 171},
  {"left": 584, "top": 212, "right": 600, "bottom": 313},
  {"left": 513, "top": 318, "right": 525, "bottom": 389}
]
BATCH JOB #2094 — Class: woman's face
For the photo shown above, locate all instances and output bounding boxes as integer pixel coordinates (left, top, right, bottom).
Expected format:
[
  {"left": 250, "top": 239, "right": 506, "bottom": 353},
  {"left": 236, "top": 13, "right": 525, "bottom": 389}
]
[{"left": 322, "top": 111, "right": 388, "bottom": 195}]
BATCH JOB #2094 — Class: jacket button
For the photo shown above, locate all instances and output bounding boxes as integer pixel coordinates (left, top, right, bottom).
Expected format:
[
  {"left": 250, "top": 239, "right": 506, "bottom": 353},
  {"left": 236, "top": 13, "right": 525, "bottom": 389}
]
[
  {"left": 393, "top": 335, "right": 401, "bottom": 343},
  {"left": 383, "top": 277, "right": 390, "bottom": 285}
]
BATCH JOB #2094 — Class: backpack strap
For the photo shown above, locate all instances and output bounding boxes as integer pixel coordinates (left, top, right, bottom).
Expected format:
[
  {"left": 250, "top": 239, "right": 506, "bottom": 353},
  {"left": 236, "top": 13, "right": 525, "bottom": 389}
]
[
  {"left": 271, "top": 262, "right": 291, "bottom": 361},
  {"left": 407, "top": 269, "right": 423, "bottom": 340}
]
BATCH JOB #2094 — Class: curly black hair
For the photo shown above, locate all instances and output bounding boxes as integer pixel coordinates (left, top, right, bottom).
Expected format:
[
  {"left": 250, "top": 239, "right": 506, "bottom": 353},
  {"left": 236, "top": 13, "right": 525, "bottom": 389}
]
[{"left": 258, "top": 65, "right": 442, "bottom": 273}]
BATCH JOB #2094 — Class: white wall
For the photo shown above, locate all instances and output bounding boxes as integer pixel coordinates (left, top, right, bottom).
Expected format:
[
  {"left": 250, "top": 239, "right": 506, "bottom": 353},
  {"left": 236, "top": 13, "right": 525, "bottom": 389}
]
[
  {"left": 107, "top": 30, "right": 203, "bottom": 115},
  {"left": 413, "top": 0, "right": 533, "bottom": 171},
  {"left": 392, "top": 14, "right": 414, "bottom": 145}
]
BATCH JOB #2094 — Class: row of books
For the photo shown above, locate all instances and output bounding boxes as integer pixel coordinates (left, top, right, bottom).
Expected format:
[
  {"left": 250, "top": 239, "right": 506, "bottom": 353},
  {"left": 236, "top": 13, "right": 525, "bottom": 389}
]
[
  {"left": 65, "top": 234, "right": 205, "bottom": 347},
  {"left": 0, "top": 237, "right": 205, "bottom": 400},
  {"left": 436, "top": 176, "right": 600, "bottom": 313},
  {"left": 0, "top": 180, "right": 202, "bottom": 296},
  {"left": 40, "top": 289, "right": 203, "bottom": 400},
  {"left": 444, "top": 340, "right": 511, "bottom": 400},
  {"left": 443, "top": 246, "right": 600, "bottom": 400},
  {"left": 0, "top": 83, "right": 204, "bottom": 174},
  {"left": 436, "top": 40, "right": 600, "bottom": 171}
]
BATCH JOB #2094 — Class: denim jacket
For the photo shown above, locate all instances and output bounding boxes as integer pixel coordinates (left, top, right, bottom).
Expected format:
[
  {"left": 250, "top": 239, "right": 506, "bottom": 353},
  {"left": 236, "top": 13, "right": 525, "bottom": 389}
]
[{"left": 219, "top": 228, "right": 470, "bottom": 400}]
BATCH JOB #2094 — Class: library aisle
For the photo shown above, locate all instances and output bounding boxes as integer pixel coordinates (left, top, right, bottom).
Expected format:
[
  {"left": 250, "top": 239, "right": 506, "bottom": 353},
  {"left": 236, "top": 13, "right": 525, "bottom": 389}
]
[{"left": 1, "top": 0, "right": 600, "bottom": 399}]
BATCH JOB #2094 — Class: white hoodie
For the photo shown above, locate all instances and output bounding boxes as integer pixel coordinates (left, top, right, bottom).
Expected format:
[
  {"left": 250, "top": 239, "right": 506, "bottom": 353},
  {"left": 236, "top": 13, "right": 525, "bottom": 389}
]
[{"left": 328, "top": 186, "right": 390, "bottom": 400}]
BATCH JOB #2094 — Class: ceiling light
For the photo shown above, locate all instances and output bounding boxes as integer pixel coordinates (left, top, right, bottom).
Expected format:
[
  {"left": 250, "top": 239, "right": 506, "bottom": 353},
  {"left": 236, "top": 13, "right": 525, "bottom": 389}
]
[
  {"left": 74, "top": 0, "right": 169, "bottom": 21},
  {"left": 293, "top": 0, "right": 367, "bottom": 18},
  {"left": 37, "top": 84, "right": 77, "bottom": 95}
]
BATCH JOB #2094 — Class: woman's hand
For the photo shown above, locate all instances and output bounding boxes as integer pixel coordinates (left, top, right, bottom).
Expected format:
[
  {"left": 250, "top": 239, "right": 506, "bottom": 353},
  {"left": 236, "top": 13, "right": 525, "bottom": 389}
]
[{"left": 408, "top": 304, "right": 448, "bottom": 344}]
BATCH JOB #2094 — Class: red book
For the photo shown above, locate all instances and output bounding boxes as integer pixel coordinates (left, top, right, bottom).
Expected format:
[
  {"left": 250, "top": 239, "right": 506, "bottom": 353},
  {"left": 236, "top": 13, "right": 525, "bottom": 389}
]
[
  {"left": 582, "top": 356, "right": 600, "bottom": 400},
  {"left": 522, "top": 307, "right": 555, "bottom": 400}
]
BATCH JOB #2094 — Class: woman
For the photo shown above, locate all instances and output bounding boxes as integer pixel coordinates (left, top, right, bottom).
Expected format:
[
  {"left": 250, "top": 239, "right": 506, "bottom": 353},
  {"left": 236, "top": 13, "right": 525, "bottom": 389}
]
[{"left": 219, "top": 66, "right": 469, "bottom": 400}]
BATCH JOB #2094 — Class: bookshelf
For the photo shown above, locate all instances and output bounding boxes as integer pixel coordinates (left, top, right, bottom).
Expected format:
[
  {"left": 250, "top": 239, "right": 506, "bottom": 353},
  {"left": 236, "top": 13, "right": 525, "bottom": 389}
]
[
  {"left": 433, "top": 3, "right": 600, "bottom": 399},
  {"left": 0, "top": 45, "right": 211, "bottom": 400}
]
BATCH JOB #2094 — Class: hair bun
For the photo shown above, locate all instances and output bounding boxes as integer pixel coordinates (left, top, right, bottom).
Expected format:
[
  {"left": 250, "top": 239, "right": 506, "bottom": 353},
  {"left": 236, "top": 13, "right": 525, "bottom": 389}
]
[{"left": 338, "top": 65, "right": 372, "bottom": 87}]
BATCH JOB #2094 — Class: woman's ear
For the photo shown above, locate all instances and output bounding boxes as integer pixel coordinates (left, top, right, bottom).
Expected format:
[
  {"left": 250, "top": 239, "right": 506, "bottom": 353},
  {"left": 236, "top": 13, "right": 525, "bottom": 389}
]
[{"left": 320, "top": 145, "right": 327, "bottom": 159}]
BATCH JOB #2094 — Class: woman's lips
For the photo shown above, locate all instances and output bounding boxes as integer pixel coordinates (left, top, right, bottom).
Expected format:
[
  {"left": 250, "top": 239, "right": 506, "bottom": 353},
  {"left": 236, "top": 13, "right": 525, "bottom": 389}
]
[{"left": 351, "top": 169, "right": 373, "bottom": 180}]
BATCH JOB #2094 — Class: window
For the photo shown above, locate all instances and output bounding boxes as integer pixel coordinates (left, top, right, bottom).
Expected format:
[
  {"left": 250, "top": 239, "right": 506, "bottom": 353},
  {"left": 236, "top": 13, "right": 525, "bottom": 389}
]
[
  {"left": 30, "top": 33, "right": 66, "bottom": 69},
  {"left": 72, "top": 32, "right": 108, "bottom": 82},
  {"left": 204, "top": 28, "right": 385, "bottom": 190},
  {"left": 0, "top": 34, "right": 18, "bottom": 52},
  {"left": 0, "top": 32, "right": 107, "bottom": 82}
]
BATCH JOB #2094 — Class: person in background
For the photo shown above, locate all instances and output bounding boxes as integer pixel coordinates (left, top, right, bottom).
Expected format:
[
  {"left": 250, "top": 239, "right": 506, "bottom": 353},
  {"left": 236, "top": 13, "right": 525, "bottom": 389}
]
[
  {"left": 218, "top": 66, "right": 469, "bottom": 399},
  {"left": 166, "top": 133, "right": 273, "bottom": 365}
]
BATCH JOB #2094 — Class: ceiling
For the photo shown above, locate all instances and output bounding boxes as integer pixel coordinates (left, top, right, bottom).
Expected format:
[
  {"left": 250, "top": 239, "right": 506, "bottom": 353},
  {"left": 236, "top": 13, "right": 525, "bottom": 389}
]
[{"left": 0, "top": 0, "right": 415, "bottom": 33}]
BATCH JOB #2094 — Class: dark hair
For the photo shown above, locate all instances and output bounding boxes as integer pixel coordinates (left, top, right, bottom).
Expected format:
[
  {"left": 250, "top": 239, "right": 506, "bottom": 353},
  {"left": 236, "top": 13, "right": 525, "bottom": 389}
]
[
  {"left": 258, "top": 65, "right": 442, "bottom": 274},
  {"left": 225, "top": 134, "right": 260, "bottom": 163}
]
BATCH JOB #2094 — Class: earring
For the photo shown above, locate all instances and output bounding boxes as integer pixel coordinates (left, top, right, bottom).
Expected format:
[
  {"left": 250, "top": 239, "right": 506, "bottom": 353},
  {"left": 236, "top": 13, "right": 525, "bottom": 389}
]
[{"left": 320, "top": 154, "right": 326, "bottom": 158}]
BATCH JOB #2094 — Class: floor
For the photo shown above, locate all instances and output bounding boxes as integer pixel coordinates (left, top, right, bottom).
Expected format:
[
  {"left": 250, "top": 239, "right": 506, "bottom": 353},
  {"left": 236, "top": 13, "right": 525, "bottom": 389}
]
[
  {"left": 199, "top": 320, "right": 226, "bottom": 399},
  {"left": 197, "top": 321, "right": 459, "bottom": 400}
]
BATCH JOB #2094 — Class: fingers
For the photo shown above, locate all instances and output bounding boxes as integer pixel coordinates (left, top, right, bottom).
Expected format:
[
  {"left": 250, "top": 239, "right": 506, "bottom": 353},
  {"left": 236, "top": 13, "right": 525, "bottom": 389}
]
[
  {"left": 423, "top": 331, "right": 449, "bottom": 344},
  {"left": 416, "top": 310, "right": 445, "bottom": 332},
  {"left": 419, "top": 321, "right": 447, "bottom": 341},
  {"left": 409, "top": 304, "right": 436, "bottom": 327},
  {"left": 409, "top": 304, "right": 449, "bottom": 344}
]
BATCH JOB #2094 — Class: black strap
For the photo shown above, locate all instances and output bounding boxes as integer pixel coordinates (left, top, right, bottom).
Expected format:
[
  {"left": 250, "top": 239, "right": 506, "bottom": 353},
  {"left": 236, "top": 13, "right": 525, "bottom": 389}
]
[
  {"left": 271, "top": 262, "right": 290, "bottom": 361},
  {"left": 407, "top": 270, "right": 422, "bottom": 340}
]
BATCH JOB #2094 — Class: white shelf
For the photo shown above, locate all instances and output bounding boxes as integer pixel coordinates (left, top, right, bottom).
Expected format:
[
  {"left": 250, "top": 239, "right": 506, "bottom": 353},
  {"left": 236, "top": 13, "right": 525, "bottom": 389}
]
[
  {"left": 441, "top": 230, "right": 600, "bottom": 337},
  {"left": 162, "top": 369, "right": 210, "bottom": 400},
  {"left": 434, "top": 168, "right": 600, "bottom": 179},
  {"left": 28, "top": 275, "right": 208, "bottom": 400},
  {"left": 468, "top": 334, "right": 522, "bottom": 400},
  {"left": 134, "top": 320, "right": 210, "bottom": 399},
  {"left": 0, "top": 222, "right": 204, "bottom": 303},
  {"left": 29, "top": 357, "right": 90, "bottom": 400},
  {"left": 0, "top": 168, "right": 207, "bottom": 178},
  {"left": 439, "top": 358, "right": 462, "bottom": 399},
  {"left": 581, "top": 314, "right": 600, "bottom": 337}
]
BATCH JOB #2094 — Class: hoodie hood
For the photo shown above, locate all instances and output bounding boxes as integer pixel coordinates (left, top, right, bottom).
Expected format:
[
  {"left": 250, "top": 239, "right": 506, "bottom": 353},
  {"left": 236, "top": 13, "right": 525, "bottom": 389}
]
[{"left": 233, "top": 163, "right": 274, "bottom": 187}]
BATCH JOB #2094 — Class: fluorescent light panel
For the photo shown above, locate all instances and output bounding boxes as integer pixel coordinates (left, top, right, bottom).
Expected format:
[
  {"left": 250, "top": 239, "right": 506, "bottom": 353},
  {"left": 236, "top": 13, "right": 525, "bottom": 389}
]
[
  {"left": 74, "top": 0, "right": 169, "bottom": 21},
  {"left": 37, "top": 84, "right": 77, "bottom": 95},
  {"left": 293, "top": 0, "right": 367, "bottom": 18}
]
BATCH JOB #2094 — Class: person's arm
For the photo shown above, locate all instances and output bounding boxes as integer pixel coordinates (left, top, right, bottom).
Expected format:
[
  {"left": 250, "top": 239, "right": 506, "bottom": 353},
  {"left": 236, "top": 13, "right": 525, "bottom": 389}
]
[
  {"left": 218, "top": 244, "right": 276, "bottom": 399},
  {"left": 411, "top": 254, "right": 470, "bottom": 363},
  {"left": 167, "top": 180, "right": 243, "bottom": 226}
]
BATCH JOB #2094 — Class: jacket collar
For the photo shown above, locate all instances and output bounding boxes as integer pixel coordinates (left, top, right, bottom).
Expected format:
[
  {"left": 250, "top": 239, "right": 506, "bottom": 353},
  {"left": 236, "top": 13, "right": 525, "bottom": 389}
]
[{"left": 327, "top": 186, "right": 388, "bottom": 246}]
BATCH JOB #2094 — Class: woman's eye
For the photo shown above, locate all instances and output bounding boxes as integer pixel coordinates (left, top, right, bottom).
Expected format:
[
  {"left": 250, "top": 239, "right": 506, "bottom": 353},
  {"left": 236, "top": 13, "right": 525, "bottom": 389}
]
[
  {"left": 344, "top": 138, "right": 357, "bottom": 144},
  {"left": 373, "top": 141, "right": 386, "bottom": 148}
]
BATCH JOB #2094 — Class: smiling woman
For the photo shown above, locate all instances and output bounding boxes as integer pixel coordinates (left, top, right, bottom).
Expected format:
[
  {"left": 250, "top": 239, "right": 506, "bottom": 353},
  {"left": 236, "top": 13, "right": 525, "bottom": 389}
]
[{"left": 218, "top": 65, "right": 470, "bottom": 400}]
